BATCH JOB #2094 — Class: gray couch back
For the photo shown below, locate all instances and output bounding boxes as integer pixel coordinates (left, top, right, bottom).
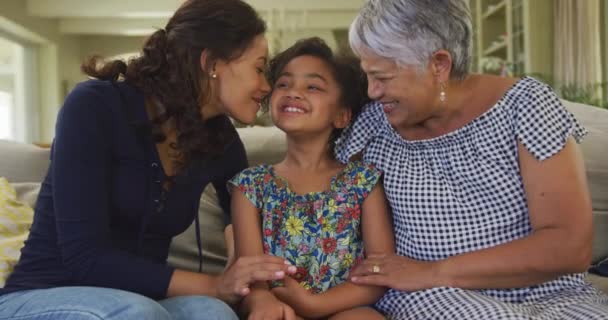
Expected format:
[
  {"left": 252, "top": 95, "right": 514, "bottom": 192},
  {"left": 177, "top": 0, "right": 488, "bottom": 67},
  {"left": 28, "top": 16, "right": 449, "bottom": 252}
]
[{"left": 0, "top": 140, "right": 50, "bottom": 183}]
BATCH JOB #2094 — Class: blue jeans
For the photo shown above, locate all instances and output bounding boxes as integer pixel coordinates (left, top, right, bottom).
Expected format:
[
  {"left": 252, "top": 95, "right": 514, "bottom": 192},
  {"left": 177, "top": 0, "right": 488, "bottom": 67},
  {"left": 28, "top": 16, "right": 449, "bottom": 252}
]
[{"left": 0, "top": 287, "right": 238, "bottom": 320}]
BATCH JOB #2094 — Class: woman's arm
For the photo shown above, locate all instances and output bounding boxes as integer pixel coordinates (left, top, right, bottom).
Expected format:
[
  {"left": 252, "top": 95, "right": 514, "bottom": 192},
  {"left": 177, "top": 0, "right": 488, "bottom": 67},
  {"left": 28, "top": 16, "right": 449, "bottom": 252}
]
[
  {"left": 434, "top": 138, "right": 592, "bottom": 288},
  {"left": 167, "top": 254, "right": 291, "bottom": 305},
  {"left": 274, "top": 183, "right": 395, "bottom": 318},
  {"left": 167, "top": 270, "right": 219, "bottom": 297},
  {"left": 52, "top": 84, "right": 176, "bottom": 299},
  {"left": 351, "top": 138, "right": 593, "bottom": 291}
]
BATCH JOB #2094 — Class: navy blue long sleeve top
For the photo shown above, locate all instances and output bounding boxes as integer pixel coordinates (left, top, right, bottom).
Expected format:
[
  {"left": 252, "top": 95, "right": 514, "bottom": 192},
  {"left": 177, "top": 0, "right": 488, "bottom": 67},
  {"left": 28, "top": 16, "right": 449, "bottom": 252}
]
[{"left": 1, "top": 80, "right": 248, "bottom": 299}]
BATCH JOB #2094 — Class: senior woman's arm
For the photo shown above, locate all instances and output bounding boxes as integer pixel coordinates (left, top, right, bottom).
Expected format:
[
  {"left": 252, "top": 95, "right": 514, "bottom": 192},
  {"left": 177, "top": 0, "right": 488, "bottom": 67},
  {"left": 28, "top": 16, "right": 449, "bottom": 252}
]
[
  {"left": 437, "top": 138, "right": 592, "bottom": 287},
  {"left": 351, "top": 138, "right": 593, "bottom": 290}
]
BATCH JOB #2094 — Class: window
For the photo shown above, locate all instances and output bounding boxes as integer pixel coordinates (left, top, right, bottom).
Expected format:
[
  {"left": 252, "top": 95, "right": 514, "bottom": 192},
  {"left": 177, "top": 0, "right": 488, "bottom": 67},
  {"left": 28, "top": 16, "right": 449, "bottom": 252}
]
[
  {"left": 0, "top": 37, "right": 21, "bottom": 140},
  {"left": 0, "top": 91, "right": 12, "bottom": 139},
  {"left": 0, "top": 36, "right": 38, "bottom": 142}
]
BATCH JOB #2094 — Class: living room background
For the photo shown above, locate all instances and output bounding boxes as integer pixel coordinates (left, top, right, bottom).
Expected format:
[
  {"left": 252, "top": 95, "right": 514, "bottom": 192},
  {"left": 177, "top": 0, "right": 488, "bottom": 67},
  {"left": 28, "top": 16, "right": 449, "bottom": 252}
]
[{"left": 0, "top": 0, "right": 606, "bottom": 143}]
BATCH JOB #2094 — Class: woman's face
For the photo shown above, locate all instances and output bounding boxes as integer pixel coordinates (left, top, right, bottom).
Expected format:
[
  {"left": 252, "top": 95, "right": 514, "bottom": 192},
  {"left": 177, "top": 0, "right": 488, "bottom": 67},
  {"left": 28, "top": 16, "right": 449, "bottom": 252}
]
[
  {"left": 213, "top": 35, "right": 271, "bottom": 124},
  {"left": 360, "top": 53, "right": 440, "bottom": 132}
]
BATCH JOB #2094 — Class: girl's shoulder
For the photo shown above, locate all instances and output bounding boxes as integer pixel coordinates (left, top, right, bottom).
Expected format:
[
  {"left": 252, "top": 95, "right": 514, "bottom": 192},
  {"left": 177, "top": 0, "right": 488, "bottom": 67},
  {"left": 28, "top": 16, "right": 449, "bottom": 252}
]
[
  {"left": 233, "top": 164, "right": 272, "bottom": 181},
  {"left": 336, "top": 161, "right": 382, "bottom": 192},
  {"left": 342, "top": 160, "right": 380, "bottom": 176}
]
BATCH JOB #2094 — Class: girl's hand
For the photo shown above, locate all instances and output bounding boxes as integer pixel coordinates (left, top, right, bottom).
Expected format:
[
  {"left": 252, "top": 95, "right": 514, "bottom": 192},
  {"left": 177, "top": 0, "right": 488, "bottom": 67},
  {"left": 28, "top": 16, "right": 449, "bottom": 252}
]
[
  {"left": 216, "top": 255, "right": 296, "bottom": 304},
  {"left": 248, "top": 294, "right": 297, "bottom": 320},
  {"left": 271, "top": 276, "right": 317, "bottom": 316},
  {"left": 349, "top": 254, "right": 442, "bottom": 291}
]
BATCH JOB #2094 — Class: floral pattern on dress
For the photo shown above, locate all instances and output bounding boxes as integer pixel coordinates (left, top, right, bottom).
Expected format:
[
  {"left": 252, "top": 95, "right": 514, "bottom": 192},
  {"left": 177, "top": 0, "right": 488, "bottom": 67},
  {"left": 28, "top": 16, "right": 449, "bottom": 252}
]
[{"left": 229, "top": 161, "right": 381, "bottom": 293}]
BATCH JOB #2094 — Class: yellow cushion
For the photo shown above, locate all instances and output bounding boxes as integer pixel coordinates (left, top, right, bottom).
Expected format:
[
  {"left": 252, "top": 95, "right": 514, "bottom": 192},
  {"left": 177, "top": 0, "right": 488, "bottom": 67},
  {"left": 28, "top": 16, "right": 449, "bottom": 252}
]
[{"left": 0, "top": 177, "right": 34, "bottom": 287}]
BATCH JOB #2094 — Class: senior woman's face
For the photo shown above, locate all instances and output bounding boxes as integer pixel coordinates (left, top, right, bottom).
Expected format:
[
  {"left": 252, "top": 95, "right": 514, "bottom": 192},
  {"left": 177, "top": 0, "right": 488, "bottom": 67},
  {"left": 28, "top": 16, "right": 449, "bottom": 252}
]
[{"left": 360, "top": 53, "right": 437, "bottom": 131}]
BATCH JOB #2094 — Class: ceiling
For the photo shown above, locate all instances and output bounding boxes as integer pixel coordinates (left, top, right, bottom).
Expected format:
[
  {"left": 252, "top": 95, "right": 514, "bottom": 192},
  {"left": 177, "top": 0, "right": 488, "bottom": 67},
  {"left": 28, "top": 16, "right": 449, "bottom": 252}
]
[{"left": 25, "top": 0, "right": 365, "bottom": 36}]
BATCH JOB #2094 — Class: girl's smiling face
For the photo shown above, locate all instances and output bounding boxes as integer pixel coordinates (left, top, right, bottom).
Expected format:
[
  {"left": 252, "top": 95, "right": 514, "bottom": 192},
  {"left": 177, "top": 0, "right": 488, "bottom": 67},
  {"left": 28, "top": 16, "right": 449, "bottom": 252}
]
[{"left": 270, "top": 55, "right": 349, "bottom": 137}]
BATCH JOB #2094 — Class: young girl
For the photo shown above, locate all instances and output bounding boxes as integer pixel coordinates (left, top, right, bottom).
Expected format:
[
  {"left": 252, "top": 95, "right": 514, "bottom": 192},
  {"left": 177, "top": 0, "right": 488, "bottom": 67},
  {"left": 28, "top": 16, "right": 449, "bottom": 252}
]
[{"left": 230, "top": 38, "right": 395, "bottom": 320}]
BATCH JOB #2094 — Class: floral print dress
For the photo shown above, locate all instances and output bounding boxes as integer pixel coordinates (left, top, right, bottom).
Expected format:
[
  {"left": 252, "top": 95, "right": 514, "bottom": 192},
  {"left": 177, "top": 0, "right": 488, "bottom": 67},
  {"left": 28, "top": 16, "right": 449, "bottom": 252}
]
[{"left": 229, "top": 161, "right": 381, "bottom": 293}]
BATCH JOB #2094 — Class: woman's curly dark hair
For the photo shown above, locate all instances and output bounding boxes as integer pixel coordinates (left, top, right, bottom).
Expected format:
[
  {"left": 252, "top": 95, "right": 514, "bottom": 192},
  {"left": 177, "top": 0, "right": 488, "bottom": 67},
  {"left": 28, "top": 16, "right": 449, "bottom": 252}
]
[
  {"left": 81, "top": 0, "right": 266, "bottom": 172},
  {"left": 267, "top": 37, "right": 370, "bottom": 155}
]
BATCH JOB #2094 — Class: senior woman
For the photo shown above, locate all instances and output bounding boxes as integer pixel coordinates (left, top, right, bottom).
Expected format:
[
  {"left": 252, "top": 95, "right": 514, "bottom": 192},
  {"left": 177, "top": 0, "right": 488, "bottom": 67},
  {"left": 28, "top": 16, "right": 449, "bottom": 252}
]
[{"left": 338, "top": 0, "right": 608, "bottom": 319}]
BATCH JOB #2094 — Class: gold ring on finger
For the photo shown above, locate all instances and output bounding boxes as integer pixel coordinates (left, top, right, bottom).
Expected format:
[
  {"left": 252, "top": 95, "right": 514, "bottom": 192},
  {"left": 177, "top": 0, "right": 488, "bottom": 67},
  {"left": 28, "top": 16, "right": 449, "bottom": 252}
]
[{"left": 372, "top": 264, "right": 381, "bottom": 274}]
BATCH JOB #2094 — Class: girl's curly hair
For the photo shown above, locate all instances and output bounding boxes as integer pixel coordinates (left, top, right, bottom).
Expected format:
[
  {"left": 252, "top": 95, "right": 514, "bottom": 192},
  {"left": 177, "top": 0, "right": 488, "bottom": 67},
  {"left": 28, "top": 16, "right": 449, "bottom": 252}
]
[{"left": 81, "top": 0, "right": 266, "bottom": 172}]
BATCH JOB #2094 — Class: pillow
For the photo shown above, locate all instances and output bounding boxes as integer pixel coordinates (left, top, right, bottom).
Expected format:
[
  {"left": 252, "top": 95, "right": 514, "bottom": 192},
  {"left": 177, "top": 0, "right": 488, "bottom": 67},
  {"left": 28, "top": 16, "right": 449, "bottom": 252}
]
[
  {"left": 168, "top": 183, "right": 228, "bottom": 274},
  {"left": 0, "top": 177, "right": 34, "bottom": 287},
  {"left": 10, "top": 183, "right": 41, "bottom": 209},
  {"left": 237, "top": 126, "right": 287, "bottom": 166}
]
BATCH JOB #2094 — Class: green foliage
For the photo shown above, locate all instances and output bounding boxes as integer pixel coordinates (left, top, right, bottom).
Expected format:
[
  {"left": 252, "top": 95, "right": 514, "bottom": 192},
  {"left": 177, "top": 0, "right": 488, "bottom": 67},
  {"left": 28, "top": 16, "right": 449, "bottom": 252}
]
[
  {"left": 559, "top": 82, "right": 608, "bottom": 109},
  {"left": 520, "top": 73, "right": 608, "bottom": 109}
]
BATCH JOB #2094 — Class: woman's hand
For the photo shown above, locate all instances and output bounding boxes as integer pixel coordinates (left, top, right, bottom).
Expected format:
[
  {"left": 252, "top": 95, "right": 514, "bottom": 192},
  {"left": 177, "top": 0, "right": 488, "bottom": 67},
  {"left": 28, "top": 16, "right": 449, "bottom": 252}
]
[
  {"left": 349, "top": 254, "right": 442, "bottom": 291},
  {"left": 271, "top": 276, "right": 317, "bottom": 316},
  {"left": 247, "top": 293, "right": 297, "bottom": 320},
  {"left": 216, "top": 255, "right": 296, "bottom": 305}
]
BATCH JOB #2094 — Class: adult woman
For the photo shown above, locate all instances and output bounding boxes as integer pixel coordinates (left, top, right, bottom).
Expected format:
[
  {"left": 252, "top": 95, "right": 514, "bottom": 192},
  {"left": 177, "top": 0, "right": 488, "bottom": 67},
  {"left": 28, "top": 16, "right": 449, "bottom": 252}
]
[
  {"left": 338, "top": 0, "right": 608, "bottom": 319},
  {"left": 0, "top": 0, "right": 294, "bottom": 319}
]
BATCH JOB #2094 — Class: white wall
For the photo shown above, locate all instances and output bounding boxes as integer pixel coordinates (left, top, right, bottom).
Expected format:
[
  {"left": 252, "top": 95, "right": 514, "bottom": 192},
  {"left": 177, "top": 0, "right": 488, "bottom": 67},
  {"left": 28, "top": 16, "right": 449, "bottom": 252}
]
[
  {"left": 0, "top": 0, "right": 81, "bottom": 142},
  {"left": 79, "top": 36, "right": 146, "bottom": 61},
  {"left": 72, "top": 35, "right": 146, "bottom": 97},
  {"left": 0, "top": 76, "right": 12, "bottom": 92},
  {"left": 603, "top": 1, "right": 608, "bottom": 100},
  {"left": 270, "top": 30, "right": 338, "bottom": 55}
]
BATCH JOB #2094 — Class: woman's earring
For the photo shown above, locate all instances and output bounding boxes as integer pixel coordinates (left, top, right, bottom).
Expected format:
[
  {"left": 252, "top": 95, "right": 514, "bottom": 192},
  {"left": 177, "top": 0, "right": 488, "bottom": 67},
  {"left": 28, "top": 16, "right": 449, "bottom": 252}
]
[
  {"left": 439, "top": 82, "right": 447, "bottom": 104},
  {"left": 211, "top": 73, "right": 217, "bottom": 79}
]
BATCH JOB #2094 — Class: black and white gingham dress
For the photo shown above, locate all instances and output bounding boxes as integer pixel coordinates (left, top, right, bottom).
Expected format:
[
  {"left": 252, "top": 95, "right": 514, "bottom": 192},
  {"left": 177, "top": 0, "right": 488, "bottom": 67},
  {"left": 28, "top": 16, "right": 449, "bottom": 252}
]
[{"left": 335, "top": 77, "right": 608, "bottom": 319}]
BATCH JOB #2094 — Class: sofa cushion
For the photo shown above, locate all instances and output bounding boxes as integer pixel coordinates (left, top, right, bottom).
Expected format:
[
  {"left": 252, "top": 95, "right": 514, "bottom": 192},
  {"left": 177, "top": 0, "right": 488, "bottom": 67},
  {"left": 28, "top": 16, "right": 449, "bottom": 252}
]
[
  {"left": 0, "top": 140, "right": 50, "bottom": 183},
  {"left": 168, "top": 183, "right": 227, "bottom": 274},
  {"left": 10, "top": 183, "right": 41, "bottom": 209},
  {"left": 592, "top": 210, "right": 608, "bottom": 263},
  {"left": 237, "top": 126, "right": 286, "bottom": 166},
  {"left": 587, "top": 273, "right": 608, "bottom": 294}
]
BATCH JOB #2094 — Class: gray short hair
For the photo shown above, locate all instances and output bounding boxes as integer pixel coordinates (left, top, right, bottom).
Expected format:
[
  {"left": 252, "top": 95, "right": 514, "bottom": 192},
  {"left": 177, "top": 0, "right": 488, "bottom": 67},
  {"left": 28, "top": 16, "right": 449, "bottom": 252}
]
[{"left": 349, "top": 0, "right": 472, "bottom": 80}]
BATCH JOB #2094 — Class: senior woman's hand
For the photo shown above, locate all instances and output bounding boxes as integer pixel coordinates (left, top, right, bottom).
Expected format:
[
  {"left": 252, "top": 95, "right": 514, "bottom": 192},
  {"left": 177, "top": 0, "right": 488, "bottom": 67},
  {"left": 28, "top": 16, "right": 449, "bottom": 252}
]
[{"left": 349, "top": 254, "right": 443, "bottom": 291}]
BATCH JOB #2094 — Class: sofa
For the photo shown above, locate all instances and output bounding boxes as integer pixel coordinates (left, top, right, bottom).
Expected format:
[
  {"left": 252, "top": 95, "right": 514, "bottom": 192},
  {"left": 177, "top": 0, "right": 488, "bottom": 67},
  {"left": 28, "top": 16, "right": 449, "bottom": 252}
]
[{"left": 1, "top": 100, "right": 607, "bottom": 294}]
